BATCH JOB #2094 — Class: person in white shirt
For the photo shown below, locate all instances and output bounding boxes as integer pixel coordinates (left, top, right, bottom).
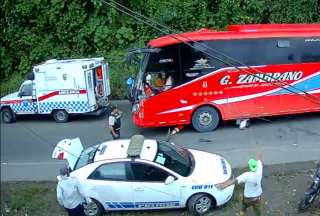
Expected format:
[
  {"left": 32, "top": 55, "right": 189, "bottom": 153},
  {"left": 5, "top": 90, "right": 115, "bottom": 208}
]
[
  {"left": 57, "top": 166, "right": 91, "bottom": 216},
  {"left": 217, "top": 154, "right": 263, "bottom": 215},
  {"left": 163, "top": 74, "right": 173, "bottom": 91}
]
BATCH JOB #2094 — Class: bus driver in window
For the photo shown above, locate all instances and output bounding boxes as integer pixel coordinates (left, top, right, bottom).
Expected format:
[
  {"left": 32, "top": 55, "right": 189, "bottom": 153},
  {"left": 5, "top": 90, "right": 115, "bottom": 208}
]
[{"left": 155, "top": 73, "right": 165, "bottom": 88}]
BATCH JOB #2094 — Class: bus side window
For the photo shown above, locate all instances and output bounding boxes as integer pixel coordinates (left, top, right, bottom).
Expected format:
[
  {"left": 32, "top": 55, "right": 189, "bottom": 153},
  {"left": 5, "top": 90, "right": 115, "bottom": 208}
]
[
  {"left": 299, "top": 38, "right": 320, "bottom": 63},
  {"left": 180, "top": 43, "right": 218, "bottom": 83}
]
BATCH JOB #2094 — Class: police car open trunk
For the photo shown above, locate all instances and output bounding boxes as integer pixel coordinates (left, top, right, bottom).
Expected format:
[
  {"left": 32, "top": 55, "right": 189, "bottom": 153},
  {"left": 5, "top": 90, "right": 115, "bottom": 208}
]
[{"left": 52, "top": 138, "right": 84, "bottom": 170}]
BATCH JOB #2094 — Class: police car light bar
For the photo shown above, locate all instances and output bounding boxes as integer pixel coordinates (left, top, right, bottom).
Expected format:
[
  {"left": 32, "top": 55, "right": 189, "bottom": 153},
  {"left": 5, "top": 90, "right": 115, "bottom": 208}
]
[{"left": 127, "top": 135, "right": 145, "bottom": 157}]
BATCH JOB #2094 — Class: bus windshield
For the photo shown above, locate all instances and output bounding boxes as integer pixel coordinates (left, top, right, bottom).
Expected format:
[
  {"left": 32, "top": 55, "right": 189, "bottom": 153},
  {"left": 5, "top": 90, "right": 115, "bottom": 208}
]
[{"left": 154, "top": 141, "right": 194, "bottom": 177}]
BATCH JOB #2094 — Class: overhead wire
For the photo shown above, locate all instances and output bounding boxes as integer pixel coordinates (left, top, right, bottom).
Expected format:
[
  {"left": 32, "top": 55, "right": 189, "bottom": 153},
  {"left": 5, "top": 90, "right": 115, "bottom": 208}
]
[
  {"left": 102, "top": 0, "right": 320, "bottom": 106},
  {"left": 107, "top": 0, "right": 319, "bottom": 103},
  {"left": 6, "top": 0, "right": 319, "bottom": 171}
]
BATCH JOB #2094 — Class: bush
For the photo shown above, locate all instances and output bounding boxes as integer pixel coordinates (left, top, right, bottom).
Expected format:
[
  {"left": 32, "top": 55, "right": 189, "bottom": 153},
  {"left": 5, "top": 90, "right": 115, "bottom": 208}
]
[{"left": 1, "top": 0, "right": 319, "bottom": 98}]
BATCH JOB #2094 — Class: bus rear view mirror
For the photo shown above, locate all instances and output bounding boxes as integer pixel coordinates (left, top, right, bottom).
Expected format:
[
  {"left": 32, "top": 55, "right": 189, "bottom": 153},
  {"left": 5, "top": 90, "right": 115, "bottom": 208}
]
[{"left": 127, "top": 48, "right": 161, "bottom": 65}]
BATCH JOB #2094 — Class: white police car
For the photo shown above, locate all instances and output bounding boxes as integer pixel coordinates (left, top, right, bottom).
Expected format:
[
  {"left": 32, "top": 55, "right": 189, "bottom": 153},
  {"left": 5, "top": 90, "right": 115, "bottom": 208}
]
[{"left": 52, "top": 135, "right": 234, "bottom": 215}]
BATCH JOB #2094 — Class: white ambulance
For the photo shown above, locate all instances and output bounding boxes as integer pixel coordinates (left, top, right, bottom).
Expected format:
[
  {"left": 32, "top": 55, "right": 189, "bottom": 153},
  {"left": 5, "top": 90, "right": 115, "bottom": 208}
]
[{"left": 0, "top": 58, "right": 111, "bottom": 123}]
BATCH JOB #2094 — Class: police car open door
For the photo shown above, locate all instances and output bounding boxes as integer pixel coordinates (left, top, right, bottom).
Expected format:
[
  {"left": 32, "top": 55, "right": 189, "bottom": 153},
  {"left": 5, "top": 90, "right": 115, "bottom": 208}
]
[{"left": 85, "top": 70, "right": 96, "bottom": 109}]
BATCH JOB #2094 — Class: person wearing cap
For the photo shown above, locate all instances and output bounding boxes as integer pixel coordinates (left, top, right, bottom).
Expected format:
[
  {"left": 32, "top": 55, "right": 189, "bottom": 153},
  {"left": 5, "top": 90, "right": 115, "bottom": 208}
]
[
  {"left": 56, "top": 166, "right": 91, "bottom": 216},
  {"left": 217, "top": 154, "right": 263, "bottom": 215},
  {"left": 109, "top": 105, "right": 122, "bottom": 139}
]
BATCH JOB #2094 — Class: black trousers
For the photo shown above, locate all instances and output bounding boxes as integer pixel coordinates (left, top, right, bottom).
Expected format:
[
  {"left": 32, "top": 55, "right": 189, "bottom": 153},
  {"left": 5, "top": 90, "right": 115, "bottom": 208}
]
[
  {"left": 111, "top": 129, "right": 120, "bottom": 139},
  {"left": 242, "top": 196, "right": 262, "bottom": 215},
  {"left": 66, "top": 204, "right": 85, "bottom": 216}
]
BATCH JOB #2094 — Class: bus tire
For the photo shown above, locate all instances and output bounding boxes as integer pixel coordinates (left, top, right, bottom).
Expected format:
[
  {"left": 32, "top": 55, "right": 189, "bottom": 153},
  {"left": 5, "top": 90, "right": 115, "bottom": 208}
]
[
  {"left": 192, "top": 106, "right": 220, "bottom": 132},
  {"left": 1, "top": 107, "right": 16, "bottom": 124},
  {"left": 52, "top": 109, "right": 69, "bottom": 123}
]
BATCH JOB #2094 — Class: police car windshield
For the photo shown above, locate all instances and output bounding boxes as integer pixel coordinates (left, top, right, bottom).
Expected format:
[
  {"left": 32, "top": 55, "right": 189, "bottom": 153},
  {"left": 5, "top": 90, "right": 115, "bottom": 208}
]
[
  {"left": 155, "top": 141, "right": 194, "bottom": 177},
  {"left": 74, "top": 145, "right": 99, "bottom": 170}
]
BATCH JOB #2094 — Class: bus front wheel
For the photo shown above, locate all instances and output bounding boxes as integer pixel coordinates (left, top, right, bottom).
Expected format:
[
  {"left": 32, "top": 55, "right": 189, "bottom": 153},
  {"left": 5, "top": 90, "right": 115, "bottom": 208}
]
[{"left": 192, "top": 106, "right": 220, "bottom": 132}]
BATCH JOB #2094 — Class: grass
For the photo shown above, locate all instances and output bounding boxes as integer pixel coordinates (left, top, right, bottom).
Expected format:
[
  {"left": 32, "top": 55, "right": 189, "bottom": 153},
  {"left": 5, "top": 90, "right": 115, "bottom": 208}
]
[
  {"left": 1, "top": 174, "right": 319, "bottom": 216},
  {"left": 0, "top": 181, "right": 240, "bottom": 216},
  {"left": 1, "top": 182, "right": 65, "bottom": 216}
]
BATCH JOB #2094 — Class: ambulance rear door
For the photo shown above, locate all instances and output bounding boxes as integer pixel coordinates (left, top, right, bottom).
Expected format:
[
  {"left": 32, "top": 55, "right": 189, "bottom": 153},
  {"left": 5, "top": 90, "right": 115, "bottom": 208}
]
[
  {"left": 85, "top": 69, "right": 97, "bottom": 109},
  {"left": 102, "top": 62, "right": 111, "bottom": 97}
]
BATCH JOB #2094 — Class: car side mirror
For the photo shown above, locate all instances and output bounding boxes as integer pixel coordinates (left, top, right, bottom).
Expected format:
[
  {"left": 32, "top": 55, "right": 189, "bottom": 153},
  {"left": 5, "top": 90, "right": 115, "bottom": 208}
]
[
  {"left": 164, "top": 176, "right": 175, "bottom": 185},
  {"left": 18, "top": 92, "right": 23, "bottom": 97}
]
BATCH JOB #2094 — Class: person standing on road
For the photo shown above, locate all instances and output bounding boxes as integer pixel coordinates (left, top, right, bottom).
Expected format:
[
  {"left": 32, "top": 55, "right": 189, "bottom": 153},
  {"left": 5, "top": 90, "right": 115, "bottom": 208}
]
[
  {"left": 56, "top": 166, "right": 91, "bottom": 216},
  {"left": 109, "top": 105, "right": 122, "bottom": 139},
  {"left": 217, "top": 153, "right": 263, "bottom": 216}
]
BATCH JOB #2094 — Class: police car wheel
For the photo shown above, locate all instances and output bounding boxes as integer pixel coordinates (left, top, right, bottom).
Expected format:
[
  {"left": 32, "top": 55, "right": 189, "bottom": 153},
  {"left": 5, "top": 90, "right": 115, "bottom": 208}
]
[
  {"left": 188, "top": 193, "right": 213, "bottom": 215},
  {"left": 192, "top": 106, "right": 220, "bottom": 132},
  {"left": 52, "top": 110, "right": 69, "bottom": 123},
  {"left": 84, "top": 199, "right": 104, "bottom": 216},
  {"left": 1, "top": 108, "right": 15, "bottom": 124}
]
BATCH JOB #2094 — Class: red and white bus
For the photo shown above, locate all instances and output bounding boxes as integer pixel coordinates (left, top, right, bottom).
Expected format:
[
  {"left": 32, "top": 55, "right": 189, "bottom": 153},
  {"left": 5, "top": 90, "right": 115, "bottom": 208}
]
[{"left": 128, "top": 24, "right": 320, "bottom": 132}]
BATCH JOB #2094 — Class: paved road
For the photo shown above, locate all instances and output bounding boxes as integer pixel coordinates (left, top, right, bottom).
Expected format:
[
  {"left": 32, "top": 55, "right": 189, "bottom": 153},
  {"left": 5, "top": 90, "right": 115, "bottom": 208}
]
[{"left": 1, "top": 100, "right": 320, "bottom": 181}]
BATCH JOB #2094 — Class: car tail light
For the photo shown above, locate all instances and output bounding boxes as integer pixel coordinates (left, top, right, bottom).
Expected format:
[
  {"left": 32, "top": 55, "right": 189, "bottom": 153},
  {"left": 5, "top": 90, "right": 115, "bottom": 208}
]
[
  {"left": 57, "top": 152, "right": 64, "bottom": 160},
  {"left": 132, "top": 103, "right": 140, "bottom": 112}
]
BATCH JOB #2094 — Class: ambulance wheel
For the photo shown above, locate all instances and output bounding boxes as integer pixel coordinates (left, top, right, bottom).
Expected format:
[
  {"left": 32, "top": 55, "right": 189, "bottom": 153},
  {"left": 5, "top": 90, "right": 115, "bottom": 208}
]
[
  {"left": 52, "top": 109, "right": 69, "bottom": 123},
  {"left": 84, "top": 199, "right": 104, "bottom": 216},
  {"left": 192, "top": 106, "right": 220, "bottom": 132},
  {"left": 1, "top": 108, "right": 16, "bottom": 124},
  {"left": 188, "top": 193, "right": 214, "bottom": 215}
]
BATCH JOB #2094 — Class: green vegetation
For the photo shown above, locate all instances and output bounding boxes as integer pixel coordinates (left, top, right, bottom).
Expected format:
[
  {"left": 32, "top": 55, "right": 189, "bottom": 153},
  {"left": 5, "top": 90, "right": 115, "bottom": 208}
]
[
  {"left": 1, "top": 0, "right": 319, "bottom": 98},
  {"left": 1, "top": 171, "right": 320, "bottom": 215}
]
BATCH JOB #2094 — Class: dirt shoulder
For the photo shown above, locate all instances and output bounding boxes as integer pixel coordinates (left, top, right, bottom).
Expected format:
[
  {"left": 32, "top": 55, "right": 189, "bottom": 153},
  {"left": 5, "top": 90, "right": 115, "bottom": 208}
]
[{"left": 1, "top": 161, "right": 319, "bottom": 216}]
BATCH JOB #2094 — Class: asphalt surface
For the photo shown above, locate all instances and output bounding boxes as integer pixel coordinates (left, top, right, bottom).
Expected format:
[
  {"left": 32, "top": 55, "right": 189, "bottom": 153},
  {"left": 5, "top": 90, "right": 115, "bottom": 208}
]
[{"left": 1, "top": 100, "right": 320, "bottom": 181}]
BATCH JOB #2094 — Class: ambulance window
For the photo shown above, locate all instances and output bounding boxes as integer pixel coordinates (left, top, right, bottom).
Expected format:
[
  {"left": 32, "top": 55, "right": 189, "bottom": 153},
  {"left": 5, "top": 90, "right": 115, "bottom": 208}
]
[
  {"left": 87, "top": 72, "right": 93, "bottom": 89},
  {"left": 88, "top": 162, "right": 131, "bottom": 181},
  {"left": 20, "top": 83, "right": 33, "bottom": 96}
]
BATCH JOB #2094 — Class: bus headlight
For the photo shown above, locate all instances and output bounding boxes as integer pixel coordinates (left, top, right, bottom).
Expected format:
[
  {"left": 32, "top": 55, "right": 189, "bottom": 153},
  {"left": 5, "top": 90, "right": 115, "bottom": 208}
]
[{"left": 132, "top": 103, "right": 140, "bottom": 113}]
